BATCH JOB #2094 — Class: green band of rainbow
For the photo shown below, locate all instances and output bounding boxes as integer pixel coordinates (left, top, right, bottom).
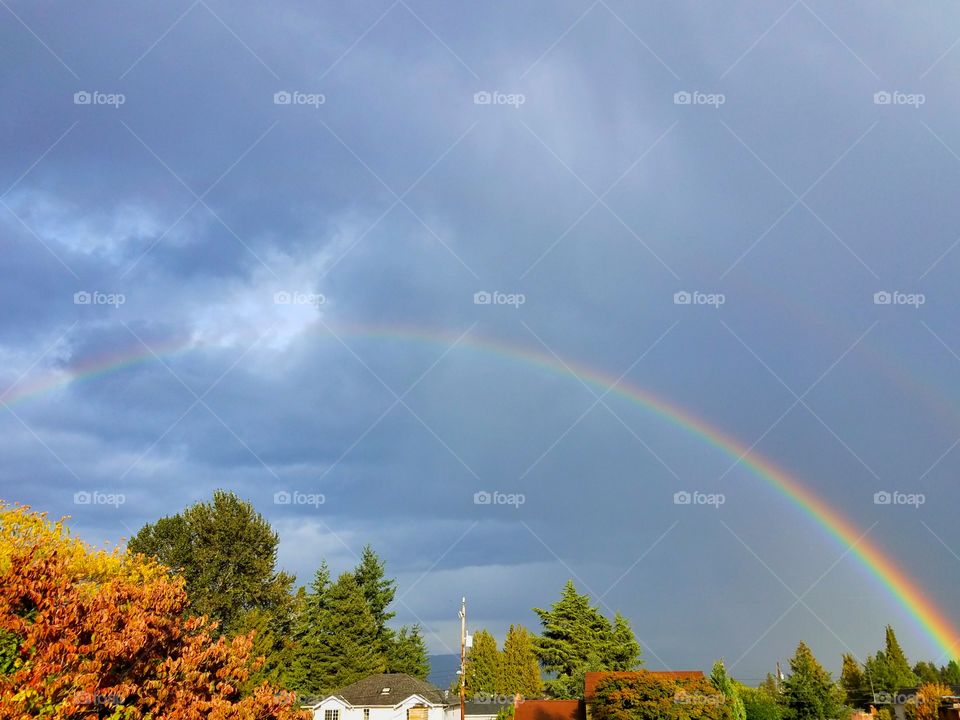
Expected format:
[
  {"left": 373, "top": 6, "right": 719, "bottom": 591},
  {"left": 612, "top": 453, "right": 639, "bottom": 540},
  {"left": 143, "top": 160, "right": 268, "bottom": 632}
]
[{"left": 3, "top": 322, "right": 957, "bottom": 660}]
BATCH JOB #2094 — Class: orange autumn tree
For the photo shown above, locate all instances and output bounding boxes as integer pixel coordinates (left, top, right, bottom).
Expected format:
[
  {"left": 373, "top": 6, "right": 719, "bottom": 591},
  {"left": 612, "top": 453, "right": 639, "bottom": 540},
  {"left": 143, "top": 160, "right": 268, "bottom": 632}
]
[
  {"left": 0, "top": 502, "right": 308, "bottom": 719},
  {"left": 912, "top": 683, "right": 952, "bottom": 720}
]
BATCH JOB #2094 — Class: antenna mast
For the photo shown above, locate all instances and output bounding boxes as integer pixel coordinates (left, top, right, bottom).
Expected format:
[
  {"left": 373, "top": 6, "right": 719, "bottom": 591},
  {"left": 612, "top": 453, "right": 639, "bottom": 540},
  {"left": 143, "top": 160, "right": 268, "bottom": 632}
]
[{"left": 459, "top": 597, "right": 466, "bottom": 720}]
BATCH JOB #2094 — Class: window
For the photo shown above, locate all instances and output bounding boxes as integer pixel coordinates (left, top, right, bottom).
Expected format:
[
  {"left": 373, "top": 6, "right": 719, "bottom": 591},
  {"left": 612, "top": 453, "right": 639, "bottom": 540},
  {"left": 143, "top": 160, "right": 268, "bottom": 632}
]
[
  {"left": 408, "top": 707, "right": 428, "bottom": 720},
  {"left": 325, "top": 710, "right": 340, "bottom": 720},
  {"left": 364, "top": 710, "right": 370, "bottom": 720}
]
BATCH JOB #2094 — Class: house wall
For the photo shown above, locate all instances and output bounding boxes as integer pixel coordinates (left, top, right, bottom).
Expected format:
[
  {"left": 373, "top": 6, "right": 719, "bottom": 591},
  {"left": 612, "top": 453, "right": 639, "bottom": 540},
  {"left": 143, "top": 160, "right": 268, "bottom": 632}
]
[{"left": 312, "top": 697, "right": 445, "bottom": 720}]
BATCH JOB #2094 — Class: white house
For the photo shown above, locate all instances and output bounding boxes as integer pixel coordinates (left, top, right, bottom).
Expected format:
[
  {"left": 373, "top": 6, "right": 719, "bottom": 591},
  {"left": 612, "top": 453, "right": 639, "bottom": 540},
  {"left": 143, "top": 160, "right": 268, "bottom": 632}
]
[{"left": 306, "top": 674, "right": 449, "bottom": 720}]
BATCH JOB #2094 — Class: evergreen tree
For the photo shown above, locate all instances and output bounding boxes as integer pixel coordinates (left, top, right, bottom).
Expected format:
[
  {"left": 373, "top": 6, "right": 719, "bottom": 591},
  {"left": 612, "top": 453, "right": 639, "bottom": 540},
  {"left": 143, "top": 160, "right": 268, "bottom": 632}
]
[
  {"left": 128, "top": 490, "right": 294, "bottom": 637},
  {"left": 914, "top": 662, "right": 942, "bottom": 686},
  {"left": 883, "top": 626, "right": 918, "bottom": 689},
  {"left": 866, "top": 651, "right": 898, "bottom": 696},
  {"left": 759, "top": 673, "right": 781, "bottom": 696},
  {"left": 287, "top": 564, "right": 332, "bottom": 693},
  {"left": 354, "top": 545, "right": 397, "bottom": 654},
  {"left": 781, "top": 642, "right": 846, "bottom": 720},
  {"left": 712, "top": 660, "right": 747, "bottom": 720},
  {"left": 291, "top": 572, "right": 386, "bottom": 695},
  {"left": 608, "top": 612, "right": 642, "bottom": 670},
  {"left": 866, "top": 627, "right": 918, "bottom": 695},
  {"left": 739, "top": 683, "right": 784, "bottom": 720},
  {"left": 501, "top": 625, "right": 544, "bottom": 699},
  {"left": 533, "top": 580, "right": 642, "bottom": 698},
  {"left": 387, "top": 625, "right": 431, "bottom": 679},
  {"left": 466, "top": 629, "right": 502, "bottom": 697},
  {"left": 841, "top": 653, "right": 866, "bottom": 695},
  {"left": 941, "top": 660, "right": 960, "bottom": 686}
]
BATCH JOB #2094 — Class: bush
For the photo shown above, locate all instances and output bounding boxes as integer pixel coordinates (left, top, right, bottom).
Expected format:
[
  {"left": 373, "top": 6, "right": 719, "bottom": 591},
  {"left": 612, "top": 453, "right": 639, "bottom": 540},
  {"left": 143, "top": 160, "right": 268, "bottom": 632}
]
[{"left": 591, "top": 671, "right": 733, "bottom": 720}]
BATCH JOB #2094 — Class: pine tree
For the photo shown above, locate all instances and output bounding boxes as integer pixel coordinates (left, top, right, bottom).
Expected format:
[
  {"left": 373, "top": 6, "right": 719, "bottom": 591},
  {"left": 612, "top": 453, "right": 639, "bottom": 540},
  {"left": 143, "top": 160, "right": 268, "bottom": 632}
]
[
  {"left": 290, "top": 571, "right": 385, "bottom": 695},
  {"left": 466, "top": 629, "right": 502, "bottom": 697},
  {"left": 501, "top": 625, "right": 543, "bottom": 699},
  {"left": 841, "top": 653, "right": 866, "bottom": 695},
  {"left": 354, "top": 545, "right": 397, "bottom": 654},
  {"left": 781, "top": 642, "right": 845, "bottom": 720},
  {"left": 865, "top": 650, "right": 889, "bottom": 695},
  {"left": 883, "top": 626, "right": 918, "bottom": 689},
  {"left": 759, "top": 673, "right": 780, "bottom": 696},
  {"left": 914, "top": 662, "right": 941, "bottom": 686},
  {"left": 533, "top": 580, "right": 642, "bottom": 698},
  {"left": 608, "top": 613, "right": 642, "bottom": 670},
  {"left": 941, "top": 660, "right": 960, "bottom": 686},
  {"left": 387, "top": 625, "right": 431, "bottom": 679},
  {"left": 711, "top": 659, "right": 746, "bottom": 720},
  {"left": 287, "top": 564, "right": 332, "bottom": 693}
]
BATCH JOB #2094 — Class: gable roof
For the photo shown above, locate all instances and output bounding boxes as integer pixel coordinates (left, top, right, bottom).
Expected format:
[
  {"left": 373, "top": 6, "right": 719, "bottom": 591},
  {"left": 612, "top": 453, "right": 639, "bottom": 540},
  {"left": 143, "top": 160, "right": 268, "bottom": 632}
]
[
  {"left": 584, "top": 671, "right": 705, "bottom": 701},
  {"left": 334, "top": 673, "right": 446, "bottom": 706},
  {"left": 515, "top": 700, "right": 585, "bottom": 720}
]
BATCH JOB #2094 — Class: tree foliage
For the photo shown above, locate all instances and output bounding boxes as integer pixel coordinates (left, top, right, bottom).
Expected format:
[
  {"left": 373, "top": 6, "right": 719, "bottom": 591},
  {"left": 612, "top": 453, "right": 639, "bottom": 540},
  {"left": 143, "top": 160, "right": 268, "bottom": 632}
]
[
  {"left": 941, "top": 660, "right": 960, "bottom": 686},
  {"left": 128, "top": 490, "right": 294, "bottom": 637},
  {"left": 354, "top": 544, "right": 397, "bottom": 655},
  {"left": 913, "top": 662, "right": 942, "bottom": 686},
  {"left": 466, "top": 629, "right": 503, "bottom": 696},
  {"left": 865, "top": 626, "right": 918, "bottom": 695},
  {"left": 913, "top": 683, "right": 952, "bottom": 720},
  {"left": 712, "top": 660, "right": 746, "bottom": 720},
  {"left": 840, "top": 654, "right": 865, "bottom": 695},
  {"left": 591, "top": 670, "right": 732, "bottom": 720},
  {"left": 387, "top": 625, "right": 431, "bottom": 679},
  {"left": 289, "top": 571, "right": 386, "bottom": 696},
  {"left": 501, "top": 624, "right": 544, "bottom": 698},
  {"left": 781, "top": 642, "right": 846, "bottom": 720},
  {"left": 738, "top": 683, "right": 783, "bottom": 720},
  {"left": 0, "top": 503, "right": 306, "bottom": 719},
  {"left": 533, "top": 580, "right": 642, "bottom": 698}
]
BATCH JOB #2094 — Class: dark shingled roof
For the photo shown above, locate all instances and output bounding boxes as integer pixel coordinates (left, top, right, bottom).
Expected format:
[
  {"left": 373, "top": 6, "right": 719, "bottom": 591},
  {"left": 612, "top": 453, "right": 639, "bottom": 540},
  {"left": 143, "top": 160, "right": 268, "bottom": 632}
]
[{"left": 334, "top": 673, "right": 446, "bottom": 706}]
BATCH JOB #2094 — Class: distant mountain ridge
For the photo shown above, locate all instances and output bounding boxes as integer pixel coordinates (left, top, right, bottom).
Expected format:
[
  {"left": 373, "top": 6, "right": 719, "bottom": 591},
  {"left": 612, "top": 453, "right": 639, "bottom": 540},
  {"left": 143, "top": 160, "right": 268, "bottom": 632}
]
[{"left": 427, "top": 654, "right": 459, "bottom": 691}]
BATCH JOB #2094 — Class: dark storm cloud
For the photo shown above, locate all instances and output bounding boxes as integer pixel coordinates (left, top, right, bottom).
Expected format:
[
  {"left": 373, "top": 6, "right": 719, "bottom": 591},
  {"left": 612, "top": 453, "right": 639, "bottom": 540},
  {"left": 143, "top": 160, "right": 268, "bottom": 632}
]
[{"left": 3, "top": 0, "right": 960, "bottom": 673}]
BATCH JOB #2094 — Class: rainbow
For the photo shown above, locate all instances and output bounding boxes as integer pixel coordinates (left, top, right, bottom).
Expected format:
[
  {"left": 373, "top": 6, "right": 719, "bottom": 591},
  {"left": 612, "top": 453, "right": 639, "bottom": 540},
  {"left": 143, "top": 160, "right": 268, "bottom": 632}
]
[{"left": 3, "top": 322, "right": 958, "bottom": 660}]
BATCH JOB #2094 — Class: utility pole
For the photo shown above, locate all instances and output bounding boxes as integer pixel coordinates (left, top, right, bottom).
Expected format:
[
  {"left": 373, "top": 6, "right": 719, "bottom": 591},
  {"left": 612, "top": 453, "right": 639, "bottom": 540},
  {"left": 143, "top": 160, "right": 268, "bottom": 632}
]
[{"left": 459, "top": 597, "right": 466, "bottom": 720}]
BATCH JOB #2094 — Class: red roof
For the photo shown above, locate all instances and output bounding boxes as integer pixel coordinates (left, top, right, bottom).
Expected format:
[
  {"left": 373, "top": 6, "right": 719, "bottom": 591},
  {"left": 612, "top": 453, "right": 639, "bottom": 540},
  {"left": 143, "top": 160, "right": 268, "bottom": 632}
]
[
  {"left": 515, "top": 700, "right": 585, "bottom": 720},
  {"left": 584, "top": 671, "right": 705, "bottom": 700}
]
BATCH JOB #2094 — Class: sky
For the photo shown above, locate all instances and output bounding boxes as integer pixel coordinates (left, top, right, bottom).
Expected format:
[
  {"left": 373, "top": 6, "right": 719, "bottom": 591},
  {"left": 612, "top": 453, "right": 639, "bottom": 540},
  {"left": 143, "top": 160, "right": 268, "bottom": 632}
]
[{"left": 3, "top": 0, "right": 960, "bottom": 683}]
